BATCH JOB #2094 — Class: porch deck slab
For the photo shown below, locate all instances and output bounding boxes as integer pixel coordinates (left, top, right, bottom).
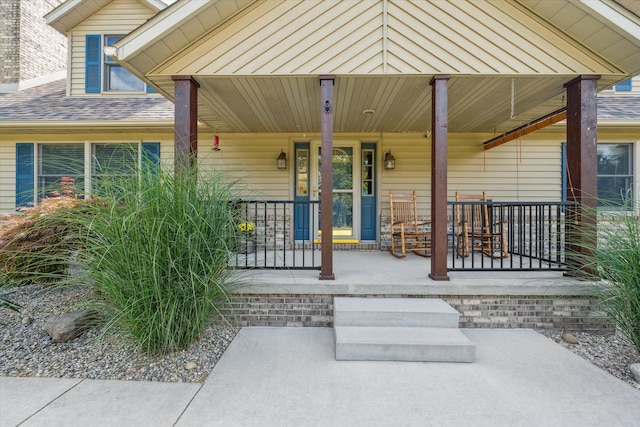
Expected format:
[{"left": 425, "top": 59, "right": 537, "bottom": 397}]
[{"left": 232, "top": 250, "right": 595, "bottom": 296}]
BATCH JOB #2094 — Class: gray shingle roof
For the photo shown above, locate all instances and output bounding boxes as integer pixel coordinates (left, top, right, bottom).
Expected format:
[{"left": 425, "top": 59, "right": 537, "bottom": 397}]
[
  {"left": 0, "top": 79, "right": 173, "bottom": 123},
  {"left": 597, "top": 95, "right": 640, "bottom": 121}
]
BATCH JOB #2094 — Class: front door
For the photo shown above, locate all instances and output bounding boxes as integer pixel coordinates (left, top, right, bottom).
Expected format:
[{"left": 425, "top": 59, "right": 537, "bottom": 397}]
[{"left": 294, "top": 141, "right": 377, "bottom": 243}]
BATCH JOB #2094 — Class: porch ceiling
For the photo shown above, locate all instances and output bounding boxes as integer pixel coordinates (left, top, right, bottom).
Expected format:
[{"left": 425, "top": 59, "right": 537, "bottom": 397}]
[
  {"left": 148, "top": 74, "right": 586, "bottom": 134},
  {"left": 111, "top": 0, "right": 640, "bottom": 134}
]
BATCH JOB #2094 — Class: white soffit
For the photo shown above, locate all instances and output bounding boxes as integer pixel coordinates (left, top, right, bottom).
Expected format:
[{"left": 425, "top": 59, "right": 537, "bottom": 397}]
[
  {"left": 116, "top": 0, "right": 257, "bottom": 74},
  {"left": 517, "top": 0, "right": 640, "bottom": 75}
]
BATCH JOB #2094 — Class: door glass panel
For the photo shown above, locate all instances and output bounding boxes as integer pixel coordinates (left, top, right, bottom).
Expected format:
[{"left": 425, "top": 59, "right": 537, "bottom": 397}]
[
  {"left": 296, "top": 149, "right": 308, "bottom": 196},
  {"left": 362, "top": 149, "right": 374, "bottom": 196},
  {"left": 317, "top": 147, "right": 354, "bottom": 238},
  {"left": 333, "top": 193, "right": 353, "bottom": 236}
]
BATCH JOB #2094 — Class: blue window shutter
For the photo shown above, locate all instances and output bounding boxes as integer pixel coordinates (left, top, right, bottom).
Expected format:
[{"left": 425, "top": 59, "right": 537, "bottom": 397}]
[
  {"left": 85, "top": 34, "right": 101, "bottom": 93},
  {"left": 146, "top": 85, "right": 156, "bottom": 93},
  {"left": 615, "top": 79, "right": 632, "bottom": 91},
  {"left": 141, "top": 142, "right": 160, "bottom": 174},
  {"left": 16, "top": 143, "right": 34, "bottom": 208}
]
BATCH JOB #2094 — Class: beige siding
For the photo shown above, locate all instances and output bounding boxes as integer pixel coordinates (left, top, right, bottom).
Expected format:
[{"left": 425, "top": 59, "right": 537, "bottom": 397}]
[
  {"left": 68, "top": 0, "right": 157, "bottom": 96},
  {"left": 201, "top": 134, "right": 293, "bottom": 201},
  {"left": 449, "top": 134, "right": 563, "bottom": 202},
  {"left": 0, "top": 141, "right": 16, "bottom": 213}
]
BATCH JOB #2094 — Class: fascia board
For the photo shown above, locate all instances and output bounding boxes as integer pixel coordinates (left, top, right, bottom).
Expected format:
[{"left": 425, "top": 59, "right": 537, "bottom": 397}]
[
  {"left": 44, "top": 0, "right": 88, "bottom": 34},
  {"left": 114, "top": 0, "right": 212, "bottom": 67},
  {"left": 0, "top": 120, "right": 174, "bottom": 130},
  {"left": 577, "top": 0, "right": 640, "bottom": 40}
]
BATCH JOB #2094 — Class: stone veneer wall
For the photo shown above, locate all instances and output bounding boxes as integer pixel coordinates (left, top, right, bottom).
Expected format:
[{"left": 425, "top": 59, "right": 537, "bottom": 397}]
[
  {"left": 0, "top": 0, "right": 66, "bottom": 88},
  {"left": 0, "top": 0, "right": 21, "bottom": 85},
  {"left": 229, "top": 294, "right": 613, "bottom": 333}
]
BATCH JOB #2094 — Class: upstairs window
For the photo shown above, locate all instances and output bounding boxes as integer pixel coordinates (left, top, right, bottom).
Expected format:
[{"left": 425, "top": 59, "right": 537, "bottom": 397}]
[
  {"left": 104, "top": 36, "right": 144, "bottom": 92},
  {"left": 85, "top": 34, "right": 154, "bottom": 94},
  {"left": 615, "top": 79, "right": 632, "bottom": 92}
]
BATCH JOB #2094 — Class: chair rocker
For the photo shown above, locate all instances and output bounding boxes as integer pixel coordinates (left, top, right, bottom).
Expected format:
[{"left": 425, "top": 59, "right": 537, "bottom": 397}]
[
  {"left": 455, "top": 191, "right": 508, "bottom": 259},
  {"left": 388, "top": 190, "right": 431, "bottom": 258}
]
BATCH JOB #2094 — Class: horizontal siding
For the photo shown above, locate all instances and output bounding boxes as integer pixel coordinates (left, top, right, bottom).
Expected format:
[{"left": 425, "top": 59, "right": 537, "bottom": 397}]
[
  {"left": 202, "top": 134, "right": 292, "bottom": 201},
  {"left": 0, "top": 142, "right": 16, "bottom": 213},
  {"left": 448, "top": 134, "right": 562, "bottom": 203},
  {"left": 69, "top": 0, "right": 156, "bottom": 96}
]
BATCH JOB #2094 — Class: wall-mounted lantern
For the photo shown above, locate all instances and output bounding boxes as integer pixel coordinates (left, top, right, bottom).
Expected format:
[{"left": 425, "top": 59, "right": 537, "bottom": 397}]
[
  {"left": 277, "top": 149, "right": 287, "bottom": 170},
  {"left": 384, "top": 150, "right": 396, "bottom": 170}
]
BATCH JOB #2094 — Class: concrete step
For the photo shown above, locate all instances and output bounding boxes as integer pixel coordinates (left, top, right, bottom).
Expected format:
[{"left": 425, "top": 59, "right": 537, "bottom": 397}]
[
  {"left": 334, "top": 297, "right": 460, "bottom": 328},
  {"left": 334, "top": 326, "right": 476, "bottom": 362}
]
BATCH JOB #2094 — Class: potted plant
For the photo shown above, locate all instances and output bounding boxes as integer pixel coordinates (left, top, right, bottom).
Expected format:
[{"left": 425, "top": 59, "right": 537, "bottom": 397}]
[{"left": 236, "top": 222, "right": 256, "bottom": 254}]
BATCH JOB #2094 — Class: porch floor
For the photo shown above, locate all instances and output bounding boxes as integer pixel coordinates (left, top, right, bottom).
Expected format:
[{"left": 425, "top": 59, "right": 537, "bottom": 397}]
[{"left": 232, "top": 250, "right": 592, "bottom": 297}]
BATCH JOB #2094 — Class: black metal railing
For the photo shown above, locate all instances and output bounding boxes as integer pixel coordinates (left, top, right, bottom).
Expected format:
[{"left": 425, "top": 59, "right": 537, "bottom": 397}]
[
  {"left": 448, "top": 201, "right": 574, "bottom": 271},
  {"left": 230, "top": 200, "right": 320, "bottom": 270}
]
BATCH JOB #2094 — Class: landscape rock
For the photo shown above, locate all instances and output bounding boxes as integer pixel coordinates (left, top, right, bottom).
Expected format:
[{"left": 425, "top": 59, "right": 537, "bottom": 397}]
[
  {"left": 561, "top": 332, "right": 578, "bottom": 344},
  {"left": 185, "top": 362, "right": 198, "bottom": 370},
  {"left": 43, "top": 309, "right": 98, "bottom": 343},
  {"left": 631, "top": 363, "right": 640, "bottom": 383}
]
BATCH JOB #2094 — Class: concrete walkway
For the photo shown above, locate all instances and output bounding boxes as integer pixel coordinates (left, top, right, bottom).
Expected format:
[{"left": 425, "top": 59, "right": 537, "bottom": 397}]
[{"left": 2, "top": 328, "right": 639, "bottom": 427}]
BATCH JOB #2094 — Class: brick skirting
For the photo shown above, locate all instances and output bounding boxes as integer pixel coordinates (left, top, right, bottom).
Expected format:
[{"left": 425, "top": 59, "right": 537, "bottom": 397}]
[{"left": 228, "top": 294, "right": 613, "bottom": 333}]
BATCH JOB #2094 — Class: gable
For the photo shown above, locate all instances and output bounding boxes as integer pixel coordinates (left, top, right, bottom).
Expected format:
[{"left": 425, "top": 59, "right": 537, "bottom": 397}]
[
  {"left": 46, "top": 0, "right": 166, "bottom": 35},
  {"left": 155, "top": 0, "right": 619, "bottom": 77}
]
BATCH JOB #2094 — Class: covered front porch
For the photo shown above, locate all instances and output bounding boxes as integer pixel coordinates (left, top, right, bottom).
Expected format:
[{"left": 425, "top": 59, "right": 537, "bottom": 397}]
[{"left": 106, "top": 0, "right": 639, "bottom": 283}]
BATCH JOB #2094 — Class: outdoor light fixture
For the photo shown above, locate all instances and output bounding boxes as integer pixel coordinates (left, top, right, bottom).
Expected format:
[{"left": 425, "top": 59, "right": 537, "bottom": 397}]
[
  {"left": 384, "top": 150, "right": 396, "bottom": 170},
  {"left": 277, "top": 149, "right": 287, "bottom": 170}
]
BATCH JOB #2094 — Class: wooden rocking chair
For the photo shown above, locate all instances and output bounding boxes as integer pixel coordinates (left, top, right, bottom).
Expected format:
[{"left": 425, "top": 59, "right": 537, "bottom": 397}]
[
  {"left": 455, "top": 192, "right": 508, "bottom": 258},
  {"left": 388, "top": 191, "right": 431, "bottom": 258}
]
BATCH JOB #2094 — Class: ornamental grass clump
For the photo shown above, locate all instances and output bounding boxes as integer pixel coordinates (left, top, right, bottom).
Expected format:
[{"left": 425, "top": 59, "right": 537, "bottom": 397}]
[
  {"left": 69, "top": 160, "right": 240, "bottom": 354},
  {"left": 588, "top": 208, "right": 640, "bottom": 352}
]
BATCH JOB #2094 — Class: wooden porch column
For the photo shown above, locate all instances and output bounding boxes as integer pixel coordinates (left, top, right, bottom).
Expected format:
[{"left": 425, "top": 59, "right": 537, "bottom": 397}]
[
  {"left": 429, "top": 75, "right": 451, "bottom": 281},
  {"left": 172, "top": 75, "right": 200, "bottom": 175},
  {"left": 564, "top": 75, "right": 599, "bottom": 276},
  {"left": 319, "top": 75, "right": 335, "bottom": 280}
]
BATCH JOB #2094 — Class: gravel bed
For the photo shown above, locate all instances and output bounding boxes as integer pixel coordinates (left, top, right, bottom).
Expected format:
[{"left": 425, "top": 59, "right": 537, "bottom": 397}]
[
  {"left": 0, "top": 284, "right": 237, "bottom": 383},
  {"left": 539, "top": 329, "right": 639, "bottom": 389},
  {"left": 1, "top": 284, "right": 639, "bottom": 388}
]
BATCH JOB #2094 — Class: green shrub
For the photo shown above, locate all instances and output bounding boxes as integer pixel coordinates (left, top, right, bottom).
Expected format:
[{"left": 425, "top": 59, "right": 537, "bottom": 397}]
[
  {"left": 68, "top": 160, "right": 240, "bottom": 354},
  {"left": 0, "top": 182, "right": 85, "bottom": 285}
]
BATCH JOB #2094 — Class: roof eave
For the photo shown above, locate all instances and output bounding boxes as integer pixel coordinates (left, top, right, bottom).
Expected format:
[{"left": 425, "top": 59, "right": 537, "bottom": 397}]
[
  {"left": 45, "top": 0, "right": 167, "bottom": 35},
  {"left": 0, "top": 120, "right": 174, "bottom": 134}
]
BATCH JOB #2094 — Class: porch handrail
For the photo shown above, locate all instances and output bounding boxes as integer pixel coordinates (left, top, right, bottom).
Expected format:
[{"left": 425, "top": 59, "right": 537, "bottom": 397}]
[
  {"left": 448, "top": 200, "right": 577, "bottom": 271},
  {"left": 230, "top": 199, "right": 320, "bottom": 270}
]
